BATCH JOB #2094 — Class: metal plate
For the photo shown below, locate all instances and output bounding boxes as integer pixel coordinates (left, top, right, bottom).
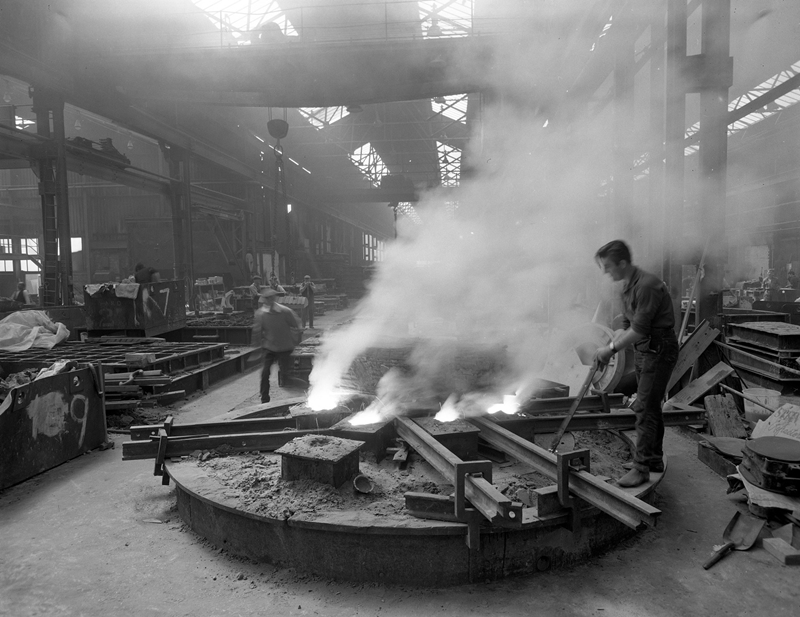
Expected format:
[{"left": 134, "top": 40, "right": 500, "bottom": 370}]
[{"left": 746, "top": 436, "right": 800, "bottom": 462}]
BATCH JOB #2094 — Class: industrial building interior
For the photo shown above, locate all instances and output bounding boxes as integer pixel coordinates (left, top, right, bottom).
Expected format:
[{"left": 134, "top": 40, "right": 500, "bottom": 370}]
[{"left": 1, "top": 1, "right": 800, "bottom": 615}]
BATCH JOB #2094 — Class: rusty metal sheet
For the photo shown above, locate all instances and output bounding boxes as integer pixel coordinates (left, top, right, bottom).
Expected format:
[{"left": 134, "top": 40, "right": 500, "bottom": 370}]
[{"left": 0, "top": 364, "right": 107, "bottom": 490}]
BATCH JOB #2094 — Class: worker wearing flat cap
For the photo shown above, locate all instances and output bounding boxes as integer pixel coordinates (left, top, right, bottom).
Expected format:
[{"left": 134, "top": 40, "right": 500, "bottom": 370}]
[
  {"left": 249, "top": 275, "right": 263, "bottom": 309},
  {"left": 594, "top": 240, "right": 678, "bottom": 488},
  {"left": 251, "top": 287, "right": 301, "bottom": 403}
]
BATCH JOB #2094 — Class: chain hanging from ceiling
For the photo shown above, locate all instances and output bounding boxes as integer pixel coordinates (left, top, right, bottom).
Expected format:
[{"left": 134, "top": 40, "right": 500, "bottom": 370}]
[{"left": 267, "top": 108, "right": 291, "bottom": 280}]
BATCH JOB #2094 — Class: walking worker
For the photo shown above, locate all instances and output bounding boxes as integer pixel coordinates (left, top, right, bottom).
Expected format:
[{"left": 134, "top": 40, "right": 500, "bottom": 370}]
[
  {"left": 298, "top": 274, "right": 316, "bottom": 329},
  {"left": 593, "top": 240, "right": 678, "bottom": 488},
  {"left": 251, "top": 287, "right": 301, "bottom": 403},
  {"left": 13, "top": 281, "right": 32, "bottom": 305}
]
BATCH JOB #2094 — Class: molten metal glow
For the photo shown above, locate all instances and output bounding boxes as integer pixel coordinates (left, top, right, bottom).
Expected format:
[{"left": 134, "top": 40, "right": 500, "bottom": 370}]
[
  {"left": 307, "top": 388, "right": 346, "bottom": 411},
  {"left": 434, "top": 394, "right": 460, "bottom": 422},
  {"left": 487, "top": 394, "right": 520, "bottom": 415},
  {"left": 349, "top": 404, "right": 384, "bottom": 426}
]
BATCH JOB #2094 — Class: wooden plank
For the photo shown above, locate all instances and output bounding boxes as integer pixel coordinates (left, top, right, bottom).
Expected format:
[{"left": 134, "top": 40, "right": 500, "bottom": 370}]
[
  {"left": 703, "top": 394, "right": 748, "bottom": 438},
  {"left": 697, "top": 442, "right": 738, "bottom": 478},
  {"left": 667, "top": 321, "right": 720, "bottom": 393},
  {"left": 763, "top": 538, "right": 800, "bottom": 565},
  {"left": 666, "top": 361, "right": 734, "bottom": 407}
]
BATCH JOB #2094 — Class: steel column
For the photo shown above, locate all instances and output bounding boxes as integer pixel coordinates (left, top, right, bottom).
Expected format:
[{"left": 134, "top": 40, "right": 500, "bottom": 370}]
[
  {"left": 698, "top": 0, "right": 732, "bottom": 323},
  {"left": 664, "top": 0, "right": 688, "bottom": 312}
]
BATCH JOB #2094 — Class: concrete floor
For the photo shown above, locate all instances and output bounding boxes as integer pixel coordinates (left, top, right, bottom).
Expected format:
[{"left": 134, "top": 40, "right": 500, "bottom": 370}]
[{"left": 1, "top": 311, "right": 798, "bottom": 616}]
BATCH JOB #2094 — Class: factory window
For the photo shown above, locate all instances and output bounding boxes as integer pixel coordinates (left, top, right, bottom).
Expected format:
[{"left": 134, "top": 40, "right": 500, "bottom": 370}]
[
  {"left": 363, "top": 233, "right": 385, "bottom": 263},
  {"left": 21, "top": 238, "right": 38, "bottom": 255},
  {"left": 0, "top": 260, "right": 12, "bottom": 272},
  {"left": 20, "top": 260, "right": 40, "bottom": 272},
  {"left": 0, "top": 239, "right": 11, "bottom": 254}
]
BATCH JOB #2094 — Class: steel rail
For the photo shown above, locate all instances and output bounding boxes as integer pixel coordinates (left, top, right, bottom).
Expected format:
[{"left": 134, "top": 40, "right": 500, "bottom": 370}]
[
  {"left": 394, "top": 417, "right": 522, "bottom": 527},
  {"left": 470, "top": 416, "right": 661, "bottom": 530},
  {"left": 122, "top": 429, "right": 327, "bottom": 460},
  {"left": 491, "top": 408, "right": 705, "bottom": 434}
]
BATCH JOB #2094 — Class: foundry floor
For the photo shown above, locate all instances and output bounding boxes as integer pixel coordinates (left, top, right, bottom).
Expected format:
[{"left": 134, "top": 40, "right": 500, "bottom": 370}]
[{"left": 1, "top": 308, "right": 798, "bottom": 617}]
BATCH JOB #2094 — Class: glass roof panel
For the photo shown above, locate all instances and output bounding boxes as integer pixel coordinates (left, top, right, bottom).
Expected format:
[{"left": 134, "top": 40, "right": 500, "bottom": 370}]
[
  {"left": 298, "top": 107, "right": 350, "bottom": 130},
  {"left": 437, "top": 141, "right": 461, "bottom": 187},
  {"left": 418, "top": 1, "right": 473, "bottom": 38},
  {"left": 349, "top": 143, "right": 389, "bottom": 188},
  {"left": 191, "top": 0, "right": 297, "bottom": 40},
  {"left": 432, "top": 93, "right": 468, "bottom": 123}
]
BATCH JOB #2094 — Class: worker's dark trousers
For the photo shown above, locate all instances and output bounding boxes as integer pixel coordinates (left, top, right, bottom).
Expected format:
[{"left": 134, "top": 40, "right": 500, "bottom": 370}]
[
  {"left": 260, "top": 349, "right": 292, "bottom": 403},
  {"left": 632, "top": 329, "right": 679, "bottom": 471},
  {"left": 301, "top": 303, "right": 314, "bottom": 328}
]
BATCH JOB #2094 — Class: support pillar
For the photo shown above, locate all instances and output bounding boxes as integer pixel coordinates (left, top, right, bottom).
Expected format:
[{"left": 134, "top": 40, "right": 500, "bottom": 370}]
[
  {"left": 664, "top": 0, "right": 688, "bottom": 315},
  {"left": 32, "top": 88, "right": 72, "bottom": 306},
  {"left": 163, "top": 144, "right": 194, "bottom": 310},
  {"left": 612, "top": 5, "right": 635, "bottom": 237},
  {"left": 697, "top": 0, "right": 732, "bottom": 325}
]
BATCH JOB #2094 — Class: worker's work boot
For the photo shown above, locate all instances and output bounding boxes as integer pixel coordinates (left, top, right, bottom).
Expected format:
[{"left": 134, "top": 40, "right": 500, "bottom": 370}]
[
  {"left": 623, "top": 461, "right": 665, "bottom": 473},
  {"left": 617, "top": 467, "right": 650, "bottom": 488}
]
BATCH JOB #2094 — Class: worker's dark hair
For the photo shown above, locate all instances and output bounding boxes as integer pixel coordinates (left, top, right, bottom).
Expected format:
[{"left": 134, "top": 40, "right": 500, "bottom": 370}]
[
  {"left": 134, "top": 262, "right": 145, "bottom": 272},
  {"left": 17, "top": 281, "right": 25, "bottom": 289},
  {"left": 595, "top": 240, "right": 631, "bottom": 265}
]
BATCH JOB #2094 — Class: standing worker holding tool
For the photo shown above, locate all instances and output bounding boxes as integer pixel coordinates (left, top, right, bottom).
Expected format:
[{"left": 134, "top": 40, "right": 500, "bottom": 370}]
[{"left": 593, "top": 240, "right": 679, "bottom": 488}]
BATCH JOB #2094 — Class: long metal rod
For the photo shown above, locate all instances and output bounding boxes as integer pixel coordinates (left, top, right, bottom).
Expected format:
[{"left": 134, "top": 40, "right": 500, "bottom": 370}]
[
  {"left": 394, "top": 417, "right": 521, "bottom": 526},
  {"left": 470, "top": 416, "right": 660, "bottom": 530},
  {"left": 549, "top": 362, "right": 598, "bottom": 451},
  {"left": 718, "top": 383, "right": 779, "bottom": 414}
]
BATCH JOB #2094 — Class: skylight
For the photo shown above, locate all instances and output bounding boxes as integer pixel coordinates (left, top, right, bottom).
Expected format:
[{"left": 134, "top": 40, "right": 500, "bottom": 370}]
[
  {"left": 191, "top": 0, "right": 297, "bottom": 41},
  {"left": 437, "top": 142, "right": 461, "bottom": 187},
  {"left": 349, "top": 143, "right": 388, "bottom": 187},
  {"left": 683, "top": 59, "right": 800, "bottom": 156},
  {"left": 431, "top": 94, "right": 468, "bottom": 123},
  {"left": 396, "top": 202, "right": 422, "bottom": 225},
  {"left": 418, "top": 1, "right": 473, "bottom": 38},
  {"left": 298, "top": 107, "right": 350, "bottom": 130}
]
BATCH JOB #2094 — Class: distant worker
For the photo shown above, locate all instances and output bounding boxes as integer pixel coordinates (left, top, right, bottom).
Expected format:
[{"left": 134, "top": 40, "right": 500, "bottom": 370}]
[
  {"left": 298, "top": 274, "right": 316, "bottom": 329},
  {"left": 269, "top": 274, "right": 286, "bottom": 296},
  {"left": 13, "top": 281, "right": 32, "bottom": 305},
  {"left": 763, "top": 268, "right": 780, "bottom": 301},
  {"left": 134, "top": 263, "right": 160, "bottom": 284},
  {"left": 788, "top": 269, "right": 799, "bottom": 289},
  {"left": 249, "top": 275, "right": 262, "bottom": 308},
  {"left": 252, "top": 288, "right": 301, "bottom": 403},
  {"left": 593, "top": 240, "right": 678, "bottom": 488}
]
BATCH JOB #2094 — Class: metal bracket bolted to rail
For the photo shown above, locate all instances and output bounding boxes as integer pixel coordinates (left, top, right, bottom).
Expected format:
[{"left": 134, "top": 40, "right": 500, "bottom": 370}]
[
  {"left": 154, "top": 415, "right": 174, "bottom": 485},
  {"left": 556, "top": 448, "right": 591, "bottom": 533},
  {"left": 453, "top": 460, "right": 493, "bottom": 520}
]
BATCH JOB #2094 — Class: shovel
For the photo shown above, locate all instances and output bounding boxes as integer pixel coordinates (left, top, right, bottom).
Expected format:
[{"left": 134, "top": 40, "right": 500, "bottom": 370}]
[{"left": 702, "top": 511, "right": 765, "bottom": 570}]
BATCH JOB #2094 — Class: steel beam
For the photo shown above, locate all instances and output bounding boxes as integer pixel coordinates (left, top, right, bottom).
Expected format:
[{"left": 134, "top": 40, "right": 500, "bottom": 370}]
[
  {"left": 494, "top": 408, "right": 705, "bottom": 435},
  {"left": 394, "top": 417, "right": 522, "bottom": 527},
  {"left": 122, "top": 428, "right": 326, "bottom": 461},
  {"left": 470, "top": 416, "right": 661, "bottom": 530}
]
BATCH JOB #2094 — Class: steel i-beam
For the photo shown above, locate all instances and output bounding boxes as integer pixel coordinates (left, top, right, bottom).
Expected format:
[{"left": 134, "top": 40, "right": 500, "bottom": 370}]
[
  {"left": 469, "top": 416, "right": 660, "bottom": 530},
  {"left": 394, "top": 416, "right": 522, "bottom": 527}
]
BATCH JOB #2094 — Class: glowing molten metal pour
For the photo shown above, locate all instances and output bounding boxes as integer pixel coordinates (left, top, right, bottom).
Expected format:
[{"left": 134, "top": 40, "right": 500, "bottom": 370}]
[
  {"left": 349, "top": 403, "right": 385, "bottom": 426},
  {"left": 487, "top": 394, "right": 520, "bottom": 415},
  {"left": 434, "top": 394, "right": 460, "bottom": 423},
  {"left": 307, "top": 388, "right": 347, "bottom": 411}
]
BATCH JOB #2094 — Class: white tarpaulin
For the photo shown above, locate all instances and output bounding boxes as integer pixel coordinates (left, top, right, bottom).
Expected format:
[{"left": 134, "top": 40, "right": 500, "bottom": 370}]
[{"left": 0, "top": 311, "right": 70, "bottom": 352}]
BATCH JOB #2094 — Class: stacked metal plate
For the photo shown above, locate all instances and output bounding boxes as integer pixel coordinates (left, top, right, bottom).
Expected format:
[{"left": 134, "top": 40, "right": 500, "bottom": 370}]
[{"left": 726, "top": 322, "right": 800, "bottom": 389}]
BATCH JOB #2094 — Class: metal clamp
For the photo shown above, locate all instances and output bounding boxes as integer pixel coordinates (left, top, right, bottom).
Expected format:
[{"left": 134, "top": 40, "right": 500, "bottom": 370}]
[
  {"left": 153, "top": 415, "right": 174, "bottom": 485},
  {"left": 556, "top": 448, "right": 591, "bottom": 533},
  {"left": 453, "top": 460, "right": 493, "bottom": 520}
]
